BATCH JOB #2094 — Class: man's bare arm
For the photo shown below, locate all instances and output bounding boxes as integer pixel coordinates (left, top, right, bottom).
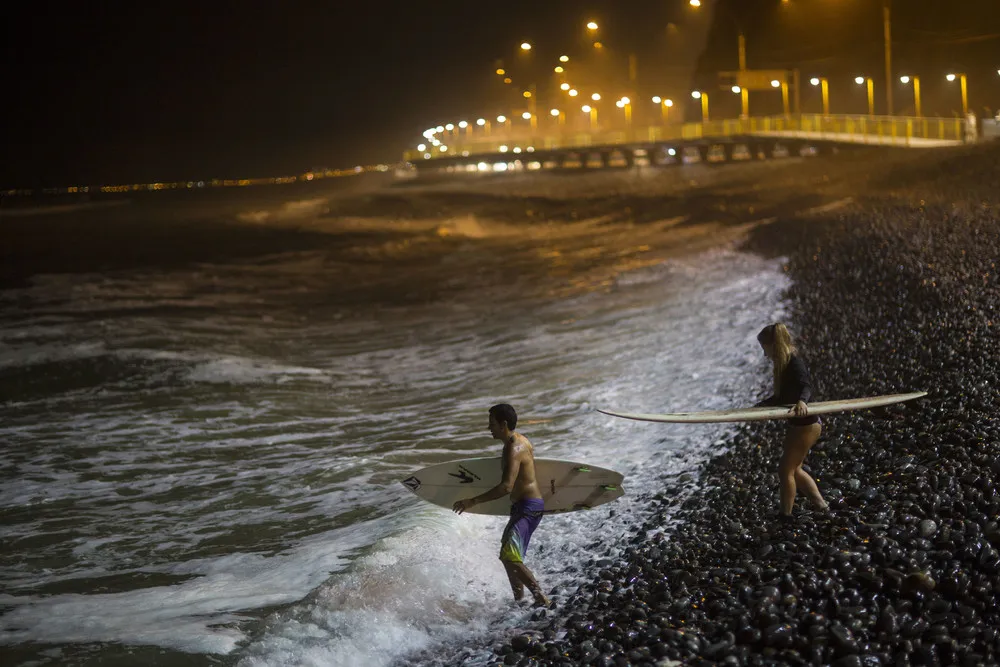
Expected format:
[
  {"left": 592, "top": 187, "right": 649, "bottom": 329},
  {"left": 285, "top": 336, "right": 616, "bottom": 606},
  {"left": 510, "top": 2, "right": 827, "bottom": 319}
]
[
  {"left": 473, "top": 441, "right": 521, "bottom": 503},
  {"left": 453, "top": 442, "right": 520, "bottom": 513}
]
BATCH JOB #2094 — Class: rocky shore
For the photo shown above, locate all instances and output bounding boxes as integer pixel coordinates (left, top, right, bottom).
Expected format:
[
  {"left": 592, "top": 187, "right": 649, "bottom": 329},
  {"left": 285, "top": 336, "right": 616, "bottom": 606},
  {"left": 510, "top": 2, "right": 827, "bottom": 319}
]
[{"left": 490, "top": 142, "right": 1000, "bottom": 666}]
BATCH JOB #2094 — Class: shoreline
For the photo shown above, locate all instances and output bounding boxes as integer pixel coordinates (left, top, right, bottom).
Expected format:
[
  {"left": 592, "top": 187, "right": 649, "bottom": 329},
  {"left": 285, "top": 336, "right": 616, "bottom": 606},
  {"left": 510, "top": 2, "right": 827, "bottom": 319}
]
[{"left": 484, "top": 142, "right": 1000, "bottom": 666}]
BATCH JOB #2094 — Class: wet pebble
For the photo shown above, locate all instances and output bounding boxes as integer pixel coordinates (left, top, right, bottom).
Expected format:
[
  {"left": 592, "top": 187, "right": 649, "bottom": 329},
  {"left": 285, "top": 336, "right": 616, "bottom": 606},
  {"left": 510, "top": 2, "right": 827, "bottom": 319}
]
[{"left": 483, "top": 144, "right": 1000, "bottom": 667}]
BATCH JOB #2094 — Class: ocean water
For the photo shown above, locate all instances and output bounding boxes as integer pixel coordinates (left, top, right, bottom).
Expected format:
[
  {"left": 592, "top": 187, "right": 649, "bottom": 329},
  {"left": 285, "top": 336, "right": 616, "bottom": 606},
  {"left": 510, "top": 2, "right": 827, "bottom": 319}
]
[{"left": 0, "top": 174, "right": 791, "bottom": 666}]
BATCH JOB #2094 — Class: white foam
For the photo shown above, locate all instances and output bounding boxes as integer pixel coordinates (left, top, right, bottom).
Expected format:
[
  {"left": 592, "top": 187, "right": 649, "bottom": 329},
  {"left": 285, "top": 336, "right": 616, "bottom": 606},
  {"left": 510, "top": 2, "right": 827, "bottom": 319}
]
[
  {"left": 238, "top": 515, "right": 513, "bottom": 667},
  {"left": 0, "top": 527, "right": 372, "bottom": 654},
  {"left": 236, "top": 198, "right": 330, "bottom": 224},
  {"left": 185, "top": 357, "right": 331, "bottom": 384}
]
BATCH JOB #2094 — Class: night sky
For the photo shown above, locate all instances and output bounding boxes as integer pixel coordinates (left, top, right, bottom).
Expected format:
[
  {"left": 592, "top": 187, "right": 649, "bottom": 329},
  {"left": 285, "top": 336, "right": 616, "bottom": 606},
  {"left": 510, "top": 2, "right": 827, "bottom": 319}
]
[{"left": 4, "top": 0, "right": 998, "bottom": 188}]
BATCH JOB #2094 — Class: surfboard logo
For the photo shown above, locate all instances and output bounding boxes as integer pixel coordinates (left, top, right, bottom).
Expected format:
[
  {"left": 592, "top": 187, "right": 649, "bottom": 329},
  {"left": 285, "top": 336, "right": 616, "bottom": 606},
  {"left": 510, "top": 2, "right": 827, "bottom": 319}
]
[
  {"left": 448, "top": 469, "right": 475, "bottom": 484},
  {"left": 402, "top": 476, "right": 421, "bottom": 491}
]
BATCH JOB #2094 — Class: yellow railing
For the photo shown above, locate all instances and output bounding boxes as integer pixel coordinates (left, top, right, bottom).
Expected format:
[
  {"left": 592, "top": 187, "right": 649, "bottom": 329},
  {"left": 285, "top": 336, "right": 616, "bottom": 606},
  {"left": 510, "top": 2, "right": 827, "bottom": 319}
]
[{"left": 404, "top": 113, "right": 967, "bottom": 162}]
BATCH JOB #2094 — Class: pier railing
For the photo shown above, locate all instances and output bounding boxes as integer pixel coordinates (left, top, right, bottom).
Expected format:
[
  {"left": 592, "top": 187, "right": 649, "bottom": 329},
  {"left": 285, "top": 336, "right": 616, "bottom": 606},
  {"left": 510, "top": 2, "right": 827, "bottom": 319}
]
[{"left": 404, "top": 113, "right": 968, "bottom": 162}]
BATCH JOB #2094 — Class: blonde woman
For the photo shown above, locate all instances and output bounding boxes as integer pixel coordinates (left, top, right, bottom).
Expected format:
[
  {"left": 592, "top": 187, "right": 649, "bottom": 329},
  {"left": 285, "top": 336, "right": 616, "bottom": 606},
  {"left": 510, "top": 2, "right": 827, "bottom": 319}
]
[{"left": 756, "top": 323, "right": 829, "bottom": 519}]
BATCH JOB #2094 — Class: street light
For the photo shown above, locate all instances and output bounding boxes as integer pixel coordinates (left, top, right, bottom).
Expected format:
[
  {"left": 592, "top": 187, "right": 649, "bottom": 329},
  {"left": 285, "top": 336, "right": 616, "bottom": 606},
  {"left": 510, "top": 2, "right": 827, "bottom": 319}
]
[
  {"left": 560, "top": 83, "right": 571, "bottom": 91},
  {"left": 591, "top": 93, "right": 601, "bottom": 101},
  {"left": 810, "top": 77, "right": 830, "bottom": 116},
  {"left": 731, "top": 85, "right": 741, "bottom": 94},
  {"left": 855, "top": 76, "right": 875, "bottom": 117},
  {"left": 568, "top": 89, "right": 578, "bottom": 97},
  {"left": 586, "top": 21, "right": 599, "bottom": 31},
  {"left": 692, "top": 90, "right": 709, "bottom": 122},
  {"left": 520, "top": 42, "right": 532, "bottom": 51},
  {"left": 582, "top": 104, "right": 597, "bottom": 130},
  {"left": 946, "top": 73, "right": 968, "bottom": 116},
  {"left": 900, "top": 75, "right": 921, "bottom": 117},
  {"left": 559, "top": 55, "right": 569, "bottom": 62},
  {"left": 689, "top": 0, "right": 701, "bottom": 6}
]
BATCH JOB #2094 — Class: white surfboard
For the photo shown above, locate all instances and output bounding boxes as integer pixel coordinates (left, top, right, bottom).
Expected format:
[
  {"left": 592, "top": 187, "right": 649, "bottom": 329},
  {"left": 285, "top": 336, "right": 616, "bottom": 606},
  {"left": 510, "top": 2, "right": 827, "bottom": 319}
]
[
  {"left": 401, "top": 457, "right": 625, "bottom": 516},
  {"left": 598, "top": 391, "right": 927, "bottom": 424}
]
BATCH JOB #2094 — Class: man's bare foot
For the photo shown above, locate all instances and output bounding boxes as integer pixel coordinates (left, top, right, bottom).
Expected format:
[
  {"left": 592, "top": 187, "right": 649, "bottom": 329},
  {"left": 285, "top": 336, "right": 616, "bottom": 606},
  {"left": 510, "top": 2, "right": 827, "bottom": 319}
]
[{"left": 532, "top": 594, "right": 552, "bottom": 609}]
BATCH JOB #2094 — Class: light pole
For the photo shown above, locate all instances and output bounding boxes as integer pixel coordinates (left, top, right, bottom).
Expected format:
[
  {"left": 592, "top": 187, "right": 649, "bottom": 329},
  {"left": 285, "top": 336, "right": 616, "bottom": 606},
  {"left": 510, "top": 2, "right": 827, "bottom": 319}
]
[
  {"left": 522, "top": 110, "right": 537, "bottom": 131},
  {"left": 519, "top": 87, "right": 537, "bottom": 128},
  {"left": 855, "top": 76, "right": 875, "bottom": 117},
  {"left": 692, "top": 90, "right": 709, "bottom": 122},
  {"left": 550, "top": 108, "right": 565, "bottom": 127},
  {"left": 883, "top": 1, "right": 893, "bottom": 115},
  {"left": 946, "top": 73, "right": 968, "bottom": 116},
  {"left": 476, "top": 118, "right": 490, "bottom": 137},
  {"left": 616, "top": 97, "right": 632, "bottom": 128},
  {"left": 899, "top": 75, "right": 921, "bottom": 117},
  {"left": 582, "top": 104, "right": 598, "bottom": 130},
  {"left": 770, "top": 79, "right": 790, "bottom": 116},
  {"left": 690, "top": 0, "right": 748, "bottom": 118},
  {"left": 810, "top": 77, "right": 830, "bottom": 116},
  {"left": 652, "top": 96, "right": 674, "bottom": 124}
]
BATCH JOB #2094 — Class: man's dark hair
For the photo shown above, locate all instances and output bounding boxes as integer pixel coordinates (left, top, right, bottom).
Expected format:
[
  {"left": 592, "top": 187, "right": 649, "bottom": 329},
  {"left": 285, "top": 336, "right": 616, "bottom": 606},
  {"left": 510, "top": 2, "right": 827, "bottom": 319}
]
[{"left": 489, "top": 403, "right": 518, "bottom": 431}]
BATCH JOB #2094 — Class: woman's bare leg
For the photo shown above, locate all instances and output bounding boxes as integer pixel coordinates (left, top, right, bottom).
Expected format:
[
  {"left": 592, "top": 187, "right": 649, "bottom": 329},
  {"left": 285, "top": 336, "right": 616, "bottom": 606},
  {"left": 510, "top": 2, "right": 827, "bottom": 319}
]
[
  {"left": 794, "top": 466, "right": 827, "bottom": 509},
  {"left": 778, "top": 423, "right": 822, "bottom": 515}
]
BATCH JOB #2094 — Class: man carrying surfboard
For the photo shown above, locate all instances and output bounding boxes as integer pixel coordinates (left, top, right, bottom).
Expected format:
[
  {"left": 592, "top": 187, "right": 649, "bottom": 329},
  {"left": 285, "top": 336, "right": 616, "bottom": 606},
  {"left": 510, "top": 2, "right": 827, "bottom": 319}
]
[
  {"left": 452, "top": 404, "right": 551, "bottom": 608},
  {"left": 755, "top": 323, "right": 830, "bottom": 520}
]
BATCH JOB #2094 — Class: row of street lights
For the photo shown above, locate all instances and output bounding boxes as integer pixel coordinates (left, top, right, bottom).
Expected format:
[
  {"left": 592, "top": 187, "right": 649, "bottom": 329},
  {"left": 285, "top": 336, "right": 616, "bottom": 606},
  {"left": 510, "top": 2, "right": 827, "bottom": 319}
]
[
  {"left": 852, "top": 72, "right": 972, "bottom": 118},
  {"left": 417, "top": 66, "right": 991, "bottom": 151}
]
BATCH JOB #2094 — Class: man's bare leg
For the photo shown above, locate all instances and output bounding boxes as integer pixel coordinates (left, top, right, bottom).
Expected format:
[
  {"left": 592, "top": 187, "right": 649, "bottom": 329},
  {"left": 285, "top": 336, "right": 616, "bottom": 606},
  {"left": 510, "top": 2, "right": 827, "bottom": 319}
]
[
  {"left": 507, "top": 562, "right": 549, "bottom": 607},
  {"left": 502, "top": 561, "right": 525, "bottom": 601}
]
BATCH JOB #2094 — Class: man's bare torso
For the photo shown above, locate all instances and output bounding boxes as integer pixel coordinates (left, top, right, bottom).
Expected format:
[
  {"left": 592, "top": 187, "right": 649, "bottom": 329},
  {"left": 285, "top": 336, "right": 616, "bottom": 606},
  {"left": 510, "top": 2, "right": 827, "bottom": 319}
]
[{"left": 508, "top": 433, "right": 542, "bottom": 502}]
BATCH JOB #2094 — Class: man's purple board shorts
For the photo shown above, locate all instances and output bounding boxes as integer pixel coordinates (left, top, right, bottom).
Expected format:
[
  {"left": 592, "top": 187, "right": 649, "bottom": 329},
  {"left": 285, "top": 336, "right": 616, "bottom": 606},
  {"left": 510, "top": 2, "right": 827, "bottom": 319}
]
[{"left": 499, "top": 498, "right": 544, "bottom": 563}]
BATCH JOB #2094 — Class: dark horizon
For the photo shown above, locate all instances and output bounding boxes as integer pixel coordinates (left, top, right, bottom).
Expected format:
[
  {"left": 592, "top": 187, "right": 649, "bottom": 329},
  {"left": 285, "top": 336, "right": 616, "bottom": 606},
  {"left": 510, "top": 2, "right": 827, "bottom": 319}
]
[{"left": 3, "top": 0, "right": 998, "bottom": 190}]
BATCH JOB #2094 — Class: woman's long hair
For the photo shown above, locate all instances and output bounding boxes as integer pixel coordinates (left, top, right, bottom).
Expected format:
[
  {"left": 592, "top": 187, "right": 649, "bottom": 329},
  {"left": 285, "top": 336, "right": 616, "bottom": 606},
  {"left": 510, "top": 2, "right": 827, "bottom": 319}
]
[{"left": 758, "top": 323, "right": 796, "bottom": 395}]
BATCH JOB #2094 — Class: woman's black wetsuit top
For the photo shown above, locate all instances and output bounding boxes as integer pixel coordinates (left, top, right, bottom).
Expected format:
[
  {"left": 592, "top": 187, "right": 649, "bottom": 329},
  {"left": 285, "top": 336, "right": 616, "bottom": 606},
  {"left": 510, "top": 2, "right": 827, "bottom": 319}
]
[{"left": 757, "top": 354, "right": 820, "bottom": 426}]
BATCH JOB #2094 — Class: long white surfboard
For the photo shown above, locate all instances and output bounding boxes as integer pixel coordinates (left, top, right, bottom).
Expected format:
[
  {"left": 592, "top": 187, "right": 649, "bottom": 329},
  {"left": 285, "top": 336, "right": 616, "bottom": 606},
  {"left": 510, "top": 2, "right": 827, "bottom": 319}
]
[
  {"left": 598, "top": 391, "right": 927, "bottom": 424},
  {"left": 401, "top": 457, "right": 625, "bottom": 516}
]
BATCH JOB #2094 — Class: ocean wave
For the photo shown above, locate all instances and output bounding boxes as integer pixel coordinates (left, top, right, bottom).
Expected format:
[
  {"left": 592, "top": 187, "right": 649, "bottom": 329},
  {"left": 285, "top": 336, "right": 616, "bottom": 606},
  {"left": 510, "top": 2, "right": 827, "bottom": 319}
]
[
  {"left": 0, "top": 200, "right": 130, "bottom": 218},
  {"left": 235, "top": 198, "right": 330, "bottom": 224}
]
